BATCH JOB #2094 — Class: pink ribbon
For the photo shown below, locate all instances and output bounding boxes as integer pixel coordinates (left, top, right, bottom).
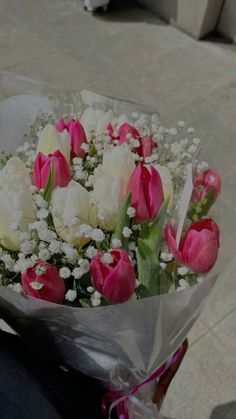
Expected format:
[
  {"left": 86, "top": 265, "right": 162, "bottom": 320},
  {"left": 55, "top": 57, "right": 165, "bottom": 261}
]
[{"left": 101, "top": 344, "right": 183, "bottom": 419}]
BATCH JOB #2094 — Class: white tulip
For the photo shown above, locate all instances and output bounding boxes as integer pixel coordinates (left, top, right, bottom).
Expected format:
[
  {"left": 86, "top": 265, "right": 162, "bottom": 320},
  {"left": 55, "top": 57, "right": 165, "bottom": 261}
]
[
  {"left": 92, "top": 145, "right": 135, "bottom": 231},
  {"left": 0, "top": 157, "right": 35, "bottom": 251},
  {"left": 51, "top": 181, "right": 97, "bottom": 247},
  {"left": 80, "top": 108, "right": 115, "bottom": 140},
  {"left": 154, "top": 164, "right": 174, "bottom": 209},
  {"left": 92, "top": 175, "right": 124, "bottom": 231},
  {"left": 37, "top": 124, "right": 70, "bottom": 162},
  {"left": 0, "top": 190, "right": 35, "bottom": 251},
  {"left": 101, "top": 144, "right": 135, "bottom": 183},
  {"left": 0, "top": 157, "right": 32, "bottom": 194}
]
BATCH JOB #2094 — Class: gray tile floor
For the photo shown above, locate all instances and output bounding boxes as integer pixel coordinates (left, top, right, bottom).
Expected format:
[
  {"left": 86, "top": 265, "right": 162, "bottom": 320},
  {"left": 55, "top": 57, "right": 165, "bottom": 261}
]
[{"left": 0, "top": 1, "right": 236, "bottom": 418}]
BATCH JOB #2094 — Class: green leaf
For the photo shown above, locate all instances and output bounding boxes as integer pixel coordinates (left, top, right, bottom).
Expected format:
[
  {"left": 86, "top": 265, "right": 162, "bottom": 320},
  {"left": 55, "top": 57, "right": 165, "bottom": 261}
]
[
  {"left": 145, "top": 198, "right": 169, "bottom": 254},
  {"left": 43, "top": 162, "right": 53, "bottom": 202},
  {"left": 188, "top": 187, "right": 216, "bottom": 220},
  {"left": 136, "top": 198, "right": 169, "bottom": 296},
  {"left": 113, "top": 192, "right": 131, "bottom": 249},
  {"left": 136, "top": 238, "right": 160, "bottom": 295},
  {"left": 79, "top": 299, "right": 92, "bottom": 308},
  {"left": 158, "top": 270, "right": 175, "bottom": 294}
]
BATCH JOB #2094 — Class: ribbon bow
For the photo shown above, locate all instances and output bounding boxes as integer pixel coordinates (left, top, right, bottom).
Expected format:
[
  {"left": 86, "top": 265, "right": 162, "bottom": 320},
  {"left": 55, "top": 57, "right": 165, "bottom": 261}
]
[{"left": 102, "top": 344, "right": 183, "bottom": 419}]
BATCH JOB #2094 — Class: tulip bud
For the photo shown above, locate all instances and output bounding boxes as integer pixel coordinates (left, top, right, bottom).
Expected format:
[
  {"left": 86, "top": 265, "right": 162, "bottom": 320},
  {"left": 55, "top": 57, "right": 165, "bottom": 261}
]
[
  {"left": 117, "top": 122, "right": 140, "bottom": 144},
  {"left": 21, "top": 260, "right": 65, "bottom": 303},
  {"left": 127, "top": 163, "right": 164, "bottom": 223},
  {"left": 137, "top": 135, "right": 154, "bottom": 157},
  {"left": 90, "top": 249, "right": 136, "bottom": 303},
  {"left": 189, "top": 168, "right": 220, "bottom": 219},
  {"left": 164, "top": 218, "right": 220, "bottom": 273},
  {"left": 37, "top": 124, "right": 70, "bottom": 163},
  {"left": 55, "top": 118, "right": 87, "bottom": 159},
  {"left": 33, "top": 150, "right": 71, "bottom": 190},
  {"left": 108, "top": 123, "right": 154, "bottom": 157}
]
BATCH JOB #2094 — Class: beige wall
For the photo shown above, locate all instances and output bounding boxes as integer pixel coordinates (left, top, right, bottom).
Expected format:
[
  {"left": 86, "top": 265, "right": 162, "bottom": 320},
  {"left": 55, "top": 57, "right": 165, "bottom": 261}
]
[
  {"left": 217, "top": 0, "right": 236, "bottom": 42},
  {"left": 137, "top": 0, "right": 177, "bottom": 22}
]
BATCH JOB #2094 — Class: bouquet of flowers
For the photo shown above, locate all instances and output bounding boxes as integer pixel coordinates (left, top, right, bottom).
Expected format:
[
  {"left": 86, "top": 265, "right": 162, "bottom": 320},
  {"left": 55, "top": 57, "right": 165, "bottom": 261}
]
[{"left": 0, "top": 75, "right": 220, "bottom": 418}]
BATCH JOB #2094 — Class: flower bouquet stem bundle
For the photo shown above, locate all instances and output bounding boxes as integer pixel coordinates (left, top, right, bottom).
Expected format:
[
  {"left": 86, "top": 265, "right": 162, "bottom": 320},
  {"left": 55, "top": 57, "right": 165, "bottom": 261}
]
[{"left": 0, "top": 77, "right": 220, "bottom": 418}]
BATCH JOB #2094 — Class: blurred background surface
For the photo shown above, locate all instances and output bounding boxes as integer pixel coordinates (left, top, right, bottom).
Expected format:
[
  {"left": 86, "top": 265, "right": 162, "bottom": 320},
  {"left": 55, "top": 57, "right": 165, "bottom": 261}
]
[{"left": 0, "top": 1, "right": 236, "bottom": 418}]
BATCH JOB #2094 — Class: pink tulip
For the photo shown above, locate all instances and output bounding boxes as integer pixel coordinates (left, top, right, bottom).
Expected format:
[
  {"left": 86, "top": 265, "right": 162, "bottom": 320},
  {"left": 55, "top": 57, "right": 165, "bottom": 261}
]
[
  {"left": 164, "top": 218, "right": 220, "bottom": 273},
  {"left": 21, "top": 260, "right": 65, "bottom": 303},
  {"left": 90, "top": 249, "right": 136, "bottom": 303},
  {"left": 33, "top": 150, "right": 71, "bottom": 189},
  {"left": 192, "top": 168, "right": 220, "bottom": 203},
  {"left": 127, "top": 163, "right": 164, "bottom": 223},
  {"left": 55, "top": 118, "right": 87, "bottom": 159},
  {"left": 137, "top": 135, "right": 154, "bottom": 157},
  {"left": 55, "top": 118, "right": 66, "bottom": 132},
  {"left": 117, "top": 122, "right": 140, "bottom": 144},
  {"left": 106, "top": 122, "right": 154, "bottom": 157}
]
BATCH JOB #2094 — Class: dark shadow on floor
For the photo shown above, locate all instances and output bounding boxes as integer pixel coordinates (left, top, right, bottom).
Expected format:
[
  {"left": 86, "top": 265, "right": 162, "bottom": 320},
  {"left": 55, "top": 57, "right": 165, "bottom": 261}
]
[
  {"left": 91, "top": 0, "right": 167, "bottom": 25},
  {"left": 210, "top": 401, "right": 236, "bottom": 419}
]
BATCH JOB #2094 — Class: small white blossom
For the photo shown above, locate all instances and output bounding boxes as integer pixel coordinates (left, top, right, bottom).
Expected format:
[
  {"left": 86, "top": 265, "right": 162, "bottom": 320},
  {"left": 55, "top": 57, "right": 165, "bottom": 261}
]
[
  {"left": 178, "top": 279, "right": 189, "bottom": 290},
  {"left": 169, "top": 127, "right": 178, "bottom": 136},
  {"left": 81, "top": 143, "right": 89, "bottom": 153},
  {"left": 91, "top": 229, "right": 105, "bottom": 242},
  {"left": 1, "top": 255, "right": 15, "bottom": 271},
  {"left": 122, "top": 227, "right": 132, "bottom": 238},
  {"left": 65, "top": 290, "right": 77, "bottom": 302},
  {"left": 188, "top": 145, "right": 197, "bottom": 154},
  {"left": 197, "top": 161, "right": 209, "bottom": 171},
  {"left": 72, "top": 267, "right": 84, "bottom": 279},
  {"left": 85, "top": 246, "right": 98, "bottom": 259},
  {"left": 132, "top": 224, "right": 141, "bottom": 231},
  {"left": 187, "top": 127, "right": 194, "bottom": 134},
  {"left": 20, "top": 241, "right": 34, "bottom": 255},
  {"left": 19, "top": 232, "right": 31, "bottom": 242},
  {"left": 29, "top": 185, "right": 38, "bottom": 194},
  {"left": 197, "top": 276, "right": 204, "bottom": 284},
  {"left": 34, "top": 194, "right": 48, "bottom": 209},
  {"left": 177, "top": 267, "right": 189, "bottom": 276},
  {"left": 160, "top": 252, "right": 173, "bottom": 262},
  {"left": 177, "top": 120, "right": 185, "bottom": 128},
  {"left": 30, "top": 280, "right": 44, "bottom": 290},
  {"left": 62, "top": 243, "right": 78, "bottom": 263},
  {"left": 77, "top": 224, "right": 93, "bottom": 238},
  {"left": 59, "top": 267, "right": 71, "bottom": 279},
  {"left": 87, "top": 286, "right": 94, "bottom": 293},
  {"left": 8, "top": 283, "right": 23, "bottom": 294},
  {"left": 111, "top": 238, "right": 122, "bottom": 248},
  {"left": 79, "top": 259, "right": 90, "bottom": 273},
  {"left": 127, "top": 207, "right": 136, "bottom": 218},
  {"left": 160, "top": 262, "right": 167, "bottom": 269},
  {"left": 38, "top": 229, "right": 56, "bottom": 242},
  {"left": 128, "top": 241, "right": 136, "bottom": 251},
  {"left": 38, "top": 248, "right": 51, "bottom": 261},
  {"left": 193, "top": 138, "right": 201, "bottom": 146},
  {"left": 128, "top": 251, "right": 134, "bottom": 260},
  {"left": 29, "top": 220, "right": 47, "bottom": 232},
  {"left": 91, "top": 297, "right": 101, "bottom": 307},
  {"left": 94, "top": 291, "right": 101, "bottom": 299},
  {"left": 37, "top": 209, "right": 49, "bottom": 219},
  {"left": 130, "top": 138, "right": 140, "bottom": 148},
  {"left": 100, "top": 253, "right": 113, "bottom": 264},
  {"left": 49, "top": 240, "right": 62, "bottom": 254},
  {"left": 35, "top": 264, "right": 46, "bottom": 275},
  {"left": 73, "top": 157, "right": 83, "bottom": 165}
]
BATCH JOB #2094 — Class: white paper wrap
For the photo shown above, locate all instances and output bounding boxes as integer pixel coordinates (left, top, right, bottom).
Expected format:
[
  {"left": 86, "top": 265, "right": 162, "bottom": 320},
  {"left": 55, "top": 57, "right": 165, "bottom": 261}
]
[{"left": 0, "top": 72, "right": 218, "bottom": 418}]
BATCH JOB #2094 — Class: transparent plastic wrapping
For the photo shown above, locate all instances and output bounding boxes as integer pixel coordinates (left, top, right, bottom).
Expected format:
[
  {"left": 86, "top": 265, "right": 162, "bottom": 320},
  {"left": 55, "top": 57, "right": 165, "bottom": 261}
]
[{"left": 0, "top": 72, "right": 218, "bottom": 418}]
